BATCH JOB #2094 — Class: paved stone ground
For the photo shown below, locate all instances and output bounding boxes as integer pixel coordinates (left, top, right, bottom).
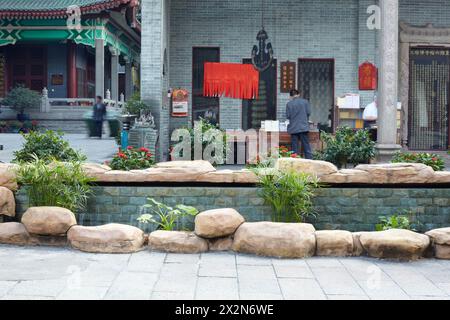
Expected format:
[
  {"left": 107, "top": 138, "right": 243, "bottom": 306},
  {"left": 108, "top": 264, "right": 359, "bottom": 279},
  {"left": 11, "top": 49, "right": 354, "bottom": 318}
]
[
  {"left": 0, "top": 245, "right": 449, "bottom": 300},
  {"left": 0, "top": 133, "right": 117, "bottom": 164}
]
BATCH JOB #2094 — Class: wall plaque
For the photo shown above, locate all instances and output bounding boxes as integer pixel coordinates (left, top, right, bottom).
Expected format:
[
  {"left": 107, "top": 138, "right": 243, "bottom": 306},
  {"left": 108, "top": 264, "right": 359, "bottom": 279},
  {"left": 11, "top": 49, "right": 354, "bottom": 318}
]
[{"left": 280, "top": 61, "right": 296, "bottom": 93}]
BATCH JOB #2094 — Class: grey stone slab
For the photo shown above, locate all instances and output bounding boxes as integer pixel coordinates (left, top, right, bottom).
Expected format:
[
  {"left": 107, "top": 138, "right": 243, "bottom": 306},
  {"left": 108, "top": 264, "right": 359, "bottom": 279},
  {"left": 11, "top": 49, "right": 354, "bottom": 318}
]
[
  {"left": 0, "top": 281, "right": 17, "bottom": 298},
  {"left": 358, "top": 280, "right": 410, "bottom": 300},
  {"left": 104, "top": 271, "right": 158, "bottom": 300},
  {"left": 165, "top": 253, "right": 200, "bottom": 264},
  {"left": 436, "top": 283, "right": 450, "bottom": 295},
  {"left": 278, "top": 278, "right": 326, "bottom": 300},
  {"left": 200, "top": 252, "right": 236, "bottom": 266},
  {"left": 238, "top": 293, "right": 284, "bottom": 300},
  {"left": 236, "top": 254, "right": 273, "bottom": 266},
  {"left": 199, "top": 264, "right": 237, "bottom": 278},
  {"left": 273, "top": 266, "right": 314, "bottom": 279},
  {"left": 9, "top": 279, "right": 67, "bottom": 297},
  {"left": 312, "top": 267, "right": 366, "bottom": 296},
  {"left": 195, "top": 277, "right": 239, "bottom": 300},
  {"left": 307, "top": 258, "right": 343, "bottom": 268},
  {"left": 152, "top": 277, "right": 197, "bottom": 294},
  {"left": 126, "top": 251, "right": 166, "bottom": 273},
  {"left": 158, "top": 263, "right": 199, "bottom": 279},
  {"left": 1, "top": 295, "right": 55, "bottom": 300},
  {"left": 151, "top": 291, "right": 195, "bottom": 300},
  {"left": 271, "top": 259, "right": 308, "bottom": 267},
  {"left": 58, "top": 286, "right": 109, "bottom": 300},
  {"left": 327, "top": 295, "right": 370, "bottom": 300}
]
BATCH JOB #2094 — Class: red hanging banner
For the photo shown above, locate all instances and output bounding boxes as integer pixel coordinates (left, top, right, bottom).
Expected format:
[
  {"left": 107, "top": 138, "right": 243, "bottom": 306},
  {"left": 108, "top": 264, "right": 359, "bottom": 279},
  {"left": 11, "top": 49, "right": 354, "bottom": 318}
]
[
  {"left": 359, "top": 61, "right": 378, "bottom": 90},
  {"left": 203, "top": 62, "right": 259, "bottom": 100}
]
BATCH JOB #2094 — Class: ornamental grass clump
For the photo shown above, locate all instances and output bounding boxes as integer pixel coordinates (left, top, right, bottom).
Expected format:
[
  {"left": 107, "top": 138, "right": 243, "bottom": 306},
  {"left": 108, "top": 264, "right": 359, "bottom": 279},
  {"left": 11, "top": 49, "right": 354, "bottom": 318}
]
[
  {"left": 108, "top": 146, "right": 155, "bottom": 171},
  {"left": 16, "top": 156, "right": 94, "bottom": 213},
  {"left": 253, "top": 168, "right": 319, "bottom": 223}
]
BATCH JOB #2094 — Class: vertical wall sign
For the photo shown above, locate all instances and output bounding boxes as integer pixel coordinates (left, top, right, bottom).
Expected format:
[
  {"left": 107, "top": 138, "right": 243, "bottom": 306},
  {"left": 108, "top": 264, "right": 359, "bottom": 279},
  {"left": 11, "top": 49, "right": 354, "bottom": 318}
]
[
  {"left": 172, "top": 88, "right": 189, "bottom": 117},
  {"left": 280, "top": 61, "right": 296, "bottom": 93},
  {"left": 359, "top": 61, "right": 378, "bottom": 90}
]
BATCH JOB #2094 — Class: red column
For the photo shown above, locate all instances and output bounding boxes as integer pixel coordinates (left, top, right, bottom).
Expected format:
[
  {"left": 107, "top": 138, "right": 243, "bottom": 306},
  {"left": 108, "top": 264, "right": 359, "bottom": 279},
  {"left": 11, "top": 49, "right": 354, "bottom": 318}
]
[{"left": 67, "top": 42, "right": 77, "bottom": 98}]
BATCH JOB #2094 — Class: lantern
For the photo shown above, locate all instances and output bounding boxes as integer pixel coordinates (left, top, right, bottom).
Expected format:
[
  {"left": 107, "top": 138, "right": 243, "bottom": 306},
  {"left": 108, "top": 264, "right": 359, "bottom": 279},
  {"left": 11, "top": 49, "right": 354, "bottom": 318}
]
[{"left": 359, "top": 61, "right": 378, "bottom": 90}]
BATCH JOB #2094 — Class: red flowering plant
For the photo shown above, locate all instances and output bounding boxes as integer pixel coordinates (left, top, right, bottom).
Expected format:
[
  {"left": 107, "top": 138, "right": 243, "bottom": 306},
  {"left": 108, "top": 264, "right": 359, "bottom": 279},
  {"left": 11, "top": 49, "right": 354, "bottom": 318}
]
[
  {"left": 108, "top": 146, "right": 155, "bottom": 171},
  {"left": 246, "top": 146, "right": 302, "bottom": 169},
  {"left": 392, "top": 152, "right": 445, "bottom": 172}
]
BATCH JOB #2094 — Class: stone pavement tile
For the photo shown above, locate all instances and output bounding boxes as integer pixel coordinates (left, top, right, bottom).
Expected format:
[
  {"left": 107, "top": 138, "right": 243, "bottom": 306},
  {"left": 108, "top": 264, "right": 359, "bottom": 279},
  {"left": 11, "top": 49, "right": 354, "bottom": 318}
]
[
  {"left": 327, "top": 295, "right": 370, "bottom": 300},
  {"left": 199, "top": 264, "right": 237, "bottom": 278},
  {"left": 152, "top": 278, "right": 197, "bottom": 295},
  {"left": 306, "top": 258, "right": 343, "bottom": 268},
  {"left": 380, "top": 267, "right": 446, "bottom": 297},
  {"left": 436, "top": 283, "right": 450, "bottom": 295},
  {"left": 195, "top": 277, "right": 239, "bottom": 300},
  {"left": 312, "top": 267, "right": 366, "bottom": 296},
  {"left": 165, "top": 253, "right": 200, "bottom": 264},
  {"left": 271, "top": 259, "right": 308, "bottom": 267},
  {"left": 78, "top": 265, "right": 122, "bottom": 287},
  {"left": 58, "top": 286, "right": 109, "bottom": 300},
  {"left": 278, "top": 278, "right": 326, "bottom": 300},
  {"left": 238, "top": 293, "right": 284, "bottom": 300},
  {"left": 0, "top": 281, "right": 17, "bottom": 298},
  {"left": 200, "top": 252, "right": 236, "bottom": 266},
  {"left": 340, "top": 260, "right": 391, "bottom": 282},
  {"left": 238, "top": 266, "right": 281, "bottom": 297},
  {"left": 358, "top": 280, "right": 410, "bottom": 300},
  {"left": 236, "top": 254, "right": 272, "bottom": 266},
  {"left": 104, "top": 271, "right": 158, "bottom": 300},
  {"left": 273, "top": 265, "right": 314, "bottom": 279},
  {"left": 410, "top": 296, "right": 450, "bottom": 300},
  {"left": 2, "top": 295, "right": 55, "bottom": 300},
  {"left": 127, "top": 251, "right": 166, "bottom": 273},
  {"left": 151, "top": 291, "right": 195, "bottom": 300},
  {"left": 158, "top": 263, "right": 199, "bottom": 279},
  {"left": 9, "top": 279, "right": 67, "bottom": 298},
  {"left": 413, "top": 266, "right": 450, "bottom": 284}
]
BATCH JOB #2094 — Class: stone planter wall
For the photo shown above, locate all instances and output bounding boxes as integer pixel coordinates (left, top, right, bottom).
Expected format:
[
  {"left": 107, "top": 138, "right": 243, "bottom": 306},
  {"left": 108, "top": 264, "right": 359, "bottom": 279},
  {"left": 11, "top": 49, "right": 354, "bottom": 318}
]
[{"left": 14, "top": 185, "right": 450, "bottom": 233}]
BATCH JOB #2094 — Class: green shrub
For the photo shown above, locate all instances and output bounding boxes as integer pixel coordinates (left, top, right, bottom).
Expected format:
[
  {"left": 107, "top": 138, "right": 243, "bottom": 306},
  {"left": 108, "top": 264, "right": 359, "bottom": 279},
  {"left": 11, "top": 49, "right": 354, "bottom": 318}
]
[
  {"left": 2, "top": 85, "right": 41, "bottom": 114},
  {"left": 16, "top": 157, "right": 94, "bottom": 213},
  {"left": 392, "top": 152, "right": 445, "bottom": 171},
  {"left": 171, "top": 118, "right": 228, "bottom": 165},
  {"left": 137, "top": 198, "right": 199, "bottom": 231},
  {"left": 254, "top": 168, "right": 319, "bottom": 223},
  {"left": 314, "top": 127, "right": 375, "bottom": 168},
  {"left": 13, "top": 130, "right": 86, "bottom": 163},
  {"left": 375, "top": 210, "right": 424, "bottom": 232},
  {"left": 123, "top": 92, "right": 150, "bottom": 116},
  {"left": 108, "top": 146, "right": 155, "bottom": 171}
]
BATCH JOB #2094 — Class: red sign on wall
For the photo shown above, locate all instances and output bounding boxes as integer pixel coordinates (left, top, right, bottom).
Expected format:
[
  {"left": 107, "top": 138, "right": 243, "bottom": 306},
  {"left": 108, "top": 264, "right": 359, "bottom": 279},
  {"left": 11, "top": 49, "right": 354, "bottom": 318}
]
[
  {"left": 172, "top": 89, "right": 189, "bottom": 117},
  {"left": 359, "top": 61, "right": 378, "bottom": 90}
]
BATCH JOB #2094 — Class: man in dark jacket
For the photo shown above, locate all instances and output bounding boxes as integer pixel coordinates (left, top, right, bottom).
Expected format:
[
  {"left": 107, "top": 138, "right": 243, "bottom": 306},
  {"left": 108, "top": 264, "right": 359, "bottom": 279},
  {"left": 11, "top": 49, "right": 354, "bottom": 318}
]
[
  {"left": 286, "top": 89, "right": 313, "bottom": 159},
  {"left": 92, "top": 96, "right": 107, "bottom": 138}
]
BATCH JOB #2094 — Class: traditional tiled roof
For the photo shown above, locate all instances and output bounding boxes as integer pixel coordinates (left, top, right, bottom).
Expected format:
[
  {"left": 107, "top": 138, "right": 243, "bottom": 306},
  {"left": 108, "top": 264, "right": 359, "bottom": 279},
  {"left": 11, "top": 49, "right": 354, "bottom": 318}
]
[{"left": 0, "top": 0, "right": 137, "bottom": 19}]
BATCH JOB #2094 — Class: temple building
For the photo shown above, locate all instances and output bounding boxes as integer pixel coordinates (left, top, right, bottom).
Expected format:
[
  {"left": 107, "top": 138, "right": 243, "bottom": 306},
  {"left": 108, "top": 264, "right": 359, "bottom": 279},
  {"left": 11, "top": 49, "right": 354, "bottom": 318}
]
[
  {"left": 140, "top": 0, "right": 450, "bottom": 161},
  {"left": 0, "top": 0, "right": 141, "bottom": 130}
]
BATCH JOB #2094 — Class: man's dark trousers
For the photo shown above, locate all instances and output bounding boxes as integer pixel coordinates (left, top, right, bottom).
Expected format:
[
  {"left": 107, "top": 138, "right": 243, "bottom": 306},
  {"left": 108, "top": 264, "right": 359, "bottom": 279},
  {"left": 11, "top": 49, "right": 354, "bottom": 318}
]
[
  {"left": 291, "top": 132, "right": 313, "bottom": 159},
  {"left": 95, "top": 120, "right": 103, "bottom": 138}
]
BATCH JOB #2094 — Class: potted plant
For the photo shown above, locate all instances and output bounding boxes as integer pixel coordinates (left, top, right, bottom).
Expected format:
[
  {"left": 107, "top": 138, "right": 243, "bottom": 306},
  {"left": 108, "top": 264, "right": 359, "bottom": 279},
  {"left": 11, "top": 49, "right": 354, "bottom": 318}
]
[{"left": 2, "top": 85, "right": 41, "bottom": 122}]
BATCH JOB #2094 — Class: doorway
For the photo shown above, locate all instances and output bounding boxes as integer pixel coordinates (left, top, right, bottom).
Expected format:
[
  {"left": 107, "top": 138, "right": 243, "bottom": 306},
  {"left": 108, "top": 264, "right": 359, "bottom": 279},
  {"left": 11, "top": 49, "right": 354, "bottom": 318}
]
[
  {"left": 7, "top": 45, "right": 47, "bottom": 92},
  {"left": 242, "top": 59, "right": 277, "bottom": 130},
  {"left": 297, "top": 59, "right": 334, "bottom": 131},
  {"left": 409, "top": 48, "right": 450, "bottom": 151}
]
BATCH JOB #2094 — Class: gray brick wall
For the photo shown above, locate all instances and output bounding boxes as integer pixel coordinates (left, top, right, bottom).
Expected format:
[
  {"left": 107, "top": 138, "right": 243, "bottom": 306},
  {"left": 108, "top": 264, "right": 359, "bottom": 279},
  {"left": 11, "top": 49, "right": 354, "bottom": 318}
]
[{"left": 14, "top": 186, "right": 450, "bottom": 233}]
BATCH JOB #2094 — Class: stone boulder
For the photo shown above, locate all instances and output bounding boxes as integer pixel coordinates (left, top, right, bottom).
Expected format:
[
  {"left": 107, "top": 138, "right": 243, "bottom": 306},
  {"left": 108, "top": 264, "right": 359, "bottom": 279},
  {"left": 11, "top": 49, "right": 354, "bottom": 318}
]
[
  {"left": 0, "top": 186, "right": 15, "bottom": 217},
  {"left": 0, "top": 163, "right": 18, "bottom": 191},
  {"left": 352, "top": 232, "right": 367, "bottom": 256},
  {"left": 0, "top": 222, "right": 30, "bottom": 245},
  {"left": 425, "top": 228, "right": 450, "bottom": 260},
  {"left": 359, "top": 229, "right": 430, "bottom": 260},
  {"left": 276, "top": 158, "right": 338, "bottom": 177},
  {"left": 82, "top": 163, "right": 112, "bottom": 179},
  {"left": 195, "top": 208, "right": 245, "bottom": 238},
  {"left": 320, "top": 169, "right": 372, "bottom": 184},
  {"left": 232, "top": 222, "right": 316, "bottom": 258},
  {"left": 141, "top": 160, "right": 216, "bottom": 182},
  {"left": 68, "top": 224, "right": 145, "bottom": 253},
  {"left": 196, "top": 169, "right": 259, "bottom": 184},
  {"left": 21, "top": 207, "right": 77, "bottom": 236},
  {"left": 431, "top": 171, "right": 450, "bottom": 184},
  {"left": 355, "top": 163, "right": 435, "bottom": 184},
  {"left": 207, "top": 236, "right": 234, "bottom": 252},
  {"left": 148, "top": 231, "right": 208, "bottom": 253},
  {"left": 315, "top": 230, "right": 354, "bottom": 257}
]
